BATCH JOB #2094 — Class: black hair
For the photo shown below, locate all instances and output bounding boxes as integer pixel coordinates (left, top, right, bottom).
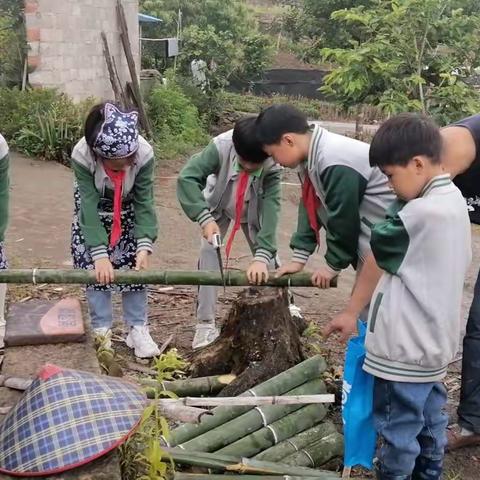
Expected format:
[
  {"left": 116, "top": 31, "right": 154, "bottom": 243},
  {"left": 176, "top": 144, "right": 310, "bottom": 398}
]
[
  {"left": 255, "top": 104, "right": 309, "bottom": 146},
  {"left": 369, "top": 113, "right": 442, "bottom": 168},
  {"left": 84, "top": 103, "right": 107, "bottom": 149},
  {"left": 232, "top": 116, "right": 268, "bottom": 164}
]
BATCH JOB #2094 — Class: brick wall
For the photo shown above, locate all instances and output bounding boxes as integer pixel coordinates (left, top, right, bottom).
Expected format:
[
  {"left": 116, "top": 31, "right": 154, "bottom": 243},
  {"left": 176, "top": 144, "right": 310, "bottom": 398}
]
[{"left": 24, "top": 0, "right": 139, "bottom": 101}]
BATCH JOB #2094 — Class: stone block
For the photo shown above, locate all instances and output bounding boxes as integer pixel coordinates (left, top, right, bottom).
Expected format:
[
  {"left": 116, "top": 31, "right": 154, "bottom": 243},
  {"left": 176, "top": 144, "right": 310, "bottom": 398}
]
[{"left": 24, "top": 12, "right": 40, "bottom": 29}]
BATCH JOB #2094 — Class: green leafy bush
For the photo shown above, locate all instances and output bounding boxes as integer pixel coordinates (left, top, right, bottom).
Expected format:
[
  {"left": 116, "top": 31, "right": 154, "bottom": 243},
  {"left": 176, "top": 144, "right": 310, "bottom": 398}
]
[
  {"left": 0, "top": 87, "right": 94, "bottom": 164},
  {"left": 147, "top": 77, "right": 208, "bottom": 159}
]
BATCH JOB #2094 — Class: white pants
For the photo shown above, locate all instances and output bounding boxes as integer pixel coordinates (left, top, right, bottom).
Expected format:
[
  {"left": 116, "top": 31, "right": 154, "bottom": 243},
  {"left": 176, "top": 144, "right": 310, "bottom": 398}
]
[{"left": 196, "top": 218, "right": 276, "bottom": 322}]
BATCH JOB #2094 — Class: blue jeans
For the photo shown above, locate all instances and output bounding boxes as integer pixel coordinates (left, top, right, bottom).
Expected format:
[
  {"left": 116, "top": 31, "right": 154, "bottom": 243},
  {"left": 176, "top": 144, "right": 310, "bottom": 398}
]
[
  {"left": 86, "top": 289, "right": 147, "bottom": 329},
  {"left": 373, "top": 378, "right": 447, "bottom": 480},
  {"left": 458, "top": 267, "right": 480, "bottom": 433}
]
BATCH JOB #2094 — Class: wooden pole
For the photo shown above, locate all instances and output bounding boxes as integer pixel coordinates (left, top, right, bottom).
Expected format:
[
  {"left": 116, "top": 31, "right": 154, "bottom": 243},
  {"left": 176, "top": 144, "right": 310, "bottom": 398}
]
[
  {"left": 116, "top": 0, "right": 152, "bottom": 135},
  {"left": 112, "top": 56, "right": 129, "bottom": 107},
  {"left": 0, "top": 269, "right": 337, "bottom": 287},
  {"left": 101, "top": 32, "right": 123, "bottom": 105},
  {"left": 157, "top": 394, "right": 334, "bottom": 408},
  {"left": 159, "top": 404, "right": 212, "bottom": 424}
]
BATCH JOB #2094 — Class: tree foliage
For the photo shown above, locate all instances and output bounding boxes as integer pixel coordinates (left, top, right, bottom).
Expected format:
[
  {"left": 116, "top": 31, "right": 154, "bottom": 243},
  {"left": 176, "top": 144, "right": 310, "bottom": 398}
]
[
  {"left": 139, "top": 0, "right": 272, "bottom": 88},
  {"left": 0, "top": 0, "right": 26, "bottom": 86},
  {"left": 280, "top": 0, "right": 372, "bottom": 62},
  {"left": 320, "top": 0, "right": 480, "bottom": 124}
]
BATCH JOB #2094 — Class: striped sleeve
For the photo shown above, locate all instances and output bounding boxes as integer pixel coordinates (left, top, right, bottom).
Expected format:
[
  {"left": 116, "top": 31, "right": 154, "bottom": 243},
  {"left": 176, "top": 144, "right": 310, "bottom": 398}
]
[{"left": 177, "top": 141, "right": 221, "bottom": 227}]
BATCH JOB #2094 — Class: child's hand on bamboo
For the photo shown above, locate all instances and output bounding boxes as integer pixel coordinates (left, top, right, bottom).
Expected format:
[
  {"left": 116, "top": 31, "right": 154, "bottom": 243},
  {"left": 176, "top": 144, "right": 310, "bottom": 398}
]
[
  {"left": 94, "top": 258, "right": 114, "bottom": 284},
  {"left": 275, "top": 261, "right": 304, "bottom": 278},
  {"left": 202, "top": 221, "right": 220, "bottom": 244},
  {"left": 135, "top": 250, "right": 150, "bottom": 271},
  {"left": 247, "top": 261, "right": 269, "bottom": 285},
  {"left": 311, "top": 265, "right": 339, "bottom": 289}
]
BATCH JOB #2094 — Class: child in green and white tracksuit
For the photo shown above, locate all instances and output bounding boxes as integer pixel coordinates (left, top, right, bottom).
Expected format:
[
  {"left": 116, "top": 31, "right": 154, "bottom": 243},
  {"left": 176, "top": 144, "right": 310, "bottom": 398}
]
[
  {"left": 255, "top": 104, "right": 394, "bottom": 288},
  {"left": 0, "top": 135, "right": 9, "bottom": 349},
  {"left": 177, "top": 116, "right": 282, "bottom": 348},
  {"left": 71, "top": 103, "right": 159, "bottom": 359}
]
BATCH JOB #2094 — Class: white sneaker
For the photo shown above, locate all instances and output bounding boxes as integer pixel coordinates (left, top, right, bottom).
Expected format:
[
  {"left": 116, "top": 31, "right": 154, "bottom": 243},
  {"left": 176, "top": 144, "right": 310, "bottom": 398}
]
[
  {"left": 93, "top": 327, "right": 112, "bottom": 350},
  {"left": 192, "top": 322, "right": 219, "bottom": 349},
  {"left": 125, "top": 325, "right": 160, "bottom": 358}
]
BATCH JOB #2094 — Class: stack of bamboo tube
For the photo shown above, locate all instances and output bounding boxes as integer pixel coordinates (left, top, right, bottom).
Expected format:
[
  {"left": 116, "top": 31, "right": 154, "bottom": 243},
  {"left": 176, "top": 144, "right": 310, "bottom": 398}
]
[{"left": 155, "top": 355, "right": 343, "bottom": 476}]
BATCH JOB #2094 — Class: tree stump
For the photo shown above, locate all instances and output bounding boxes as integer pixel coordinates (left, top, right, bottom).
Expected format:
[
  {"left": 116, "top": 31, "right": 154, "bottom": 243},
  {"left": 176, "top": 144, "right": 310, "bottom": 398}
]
[{"left": 188, "top": 287, "right": 307, "bottom": 396}]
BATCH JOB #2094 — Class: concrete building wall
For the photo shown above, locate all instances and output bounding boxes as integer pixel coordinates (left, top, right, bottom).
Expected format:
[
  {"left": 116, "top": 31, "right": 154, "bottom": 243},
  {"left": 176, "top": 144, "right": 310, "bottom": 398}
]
[{"left": 24, "top": 0, "right": 139, "bottom": 101}]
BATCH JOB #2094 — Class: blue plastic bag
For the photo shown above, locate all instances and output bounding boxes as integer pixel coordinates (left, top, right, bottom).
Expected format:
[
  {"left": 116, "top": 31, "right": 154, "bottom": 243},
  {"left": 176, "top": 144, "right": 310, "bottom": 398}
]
[{"left": 342, "top": 320, "right": 376, "bottom": 469}]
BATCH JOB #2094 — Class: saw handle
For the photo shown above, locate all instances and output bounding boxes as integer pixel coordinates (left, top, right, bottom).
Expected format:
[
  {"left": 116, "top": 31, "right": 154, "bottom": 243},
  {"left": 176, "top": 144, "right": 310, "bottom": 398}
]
[{"left": 212, "top": 233, "right": 222, "bottom": 249}]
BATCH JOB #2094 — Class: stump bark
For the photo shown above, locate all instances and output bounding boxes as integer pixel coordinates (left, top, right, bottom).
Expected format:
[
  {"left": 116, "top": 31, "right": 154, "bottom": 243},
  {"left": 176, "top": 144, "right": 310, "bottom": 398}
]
[{"left": 189, "top": 288, "right": 307, "bottom": 396}]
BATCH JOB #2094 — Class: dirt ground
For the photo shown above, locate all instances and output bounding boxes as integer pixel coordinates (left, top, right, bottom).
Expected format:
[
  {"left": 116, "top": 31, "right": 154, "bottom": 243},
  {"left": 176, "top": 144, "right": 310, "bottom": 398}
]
[{"left": 2, "top": 151, "right": 480, "bottom": 478}]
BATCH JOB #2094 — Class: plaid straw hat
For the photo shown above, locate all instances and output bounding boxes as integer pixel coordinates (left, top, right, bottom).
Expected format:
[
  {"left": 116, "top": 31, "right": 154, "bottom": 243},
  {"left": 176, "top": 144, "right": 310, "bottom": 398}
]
[{"left": 0, "top": 364, "right": 147, "bottom": 476}]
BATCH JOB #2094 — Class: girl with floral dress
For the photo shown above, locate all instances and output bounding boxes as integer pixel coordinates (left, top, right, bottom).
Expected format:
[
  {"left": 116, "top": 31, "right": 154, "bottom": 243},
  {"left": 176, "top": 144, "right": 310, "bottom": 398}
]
[{"left": 70, "top": 102, "right": 159, "bottom": 358}]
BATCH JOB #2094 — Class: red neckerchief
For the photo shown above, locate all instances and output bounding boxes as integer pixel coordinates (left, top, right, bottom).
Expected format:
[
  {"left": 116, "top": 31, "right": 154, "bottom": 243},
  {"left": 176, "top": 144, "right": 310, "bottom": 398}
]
[
  {"left": 225, "top": 171, "right": 250, "bottom": 263},
  {"left": 104, "top": 166, "right": 126, "bottom": 247},
  {"left": 302, "top": 175, "right": 321, "bottom": 245}
]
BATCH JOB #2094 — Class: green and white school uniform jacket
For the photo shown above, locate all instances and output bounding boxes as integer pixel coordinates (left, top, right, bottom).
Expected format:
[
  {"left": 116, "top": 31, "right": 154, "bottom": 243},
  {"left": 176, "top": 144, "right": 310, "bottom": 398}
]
[
  {"left": 291, "top": 123, "right": 395, "bottom": 271},
  {"left": 176, "top": 129, "right": 282, "bottom": 265},
  {"left": 70, "top": 135, "right": 158, "bottom": 260},
  {"left": 364, "top": 175, "right": 471, "bottom": 382},
  {"left": 0, "top": 135, "right": 9, "bottom": 242}
]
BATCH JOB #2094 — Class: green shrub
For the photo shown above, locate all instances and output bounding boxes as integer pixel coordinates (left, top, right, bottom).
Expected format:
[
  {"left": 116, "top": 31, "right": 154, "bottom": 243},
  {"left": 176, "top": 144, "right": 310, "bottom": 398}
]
[
  {"left": 0, "top": 87, "right": 94, "bottom": 164},
  {"left": 147, "top": 78, "right": 208, "bottom": 159}
]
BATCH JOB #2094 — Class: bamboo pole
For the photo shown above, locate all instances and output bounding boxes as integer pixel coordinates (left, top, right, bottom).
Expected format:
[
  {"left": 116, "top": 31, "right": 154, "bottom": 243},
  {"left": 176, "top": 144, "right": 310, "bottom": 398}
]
[
  {"left": 163, "top": 448, "right": 340, "bottom": 478},
  {"left": 254, "top": 422, "right": 338, "bottom": 462},
  {"left": 0, "top": 269, "right": 337, "bottom": 287},
  {"left": 143, "top": 374, "right": 236, "bottom": 398},
  {"left": 214, "top": 403, "right": 329, "bottom": 457},
  {"left": 178, "top": 379, "right": 326, "bottom": 452},
  {"left": 167, "top": 355, "right": 327, "bottom": 447}
]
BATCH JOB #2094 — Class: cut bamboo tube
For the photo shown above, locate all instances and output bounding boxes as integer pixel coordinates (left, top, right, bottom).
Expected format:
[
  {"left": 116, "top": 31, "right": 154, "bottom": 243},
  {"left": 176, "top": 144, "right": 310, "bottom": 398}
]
[
  {"left": 157, "top": 394, "right": 334, "bottom": 407},
  {"left": 0, "top": 269, "right": 337, "bottom": 287},
  {"left": 167, "top": 355, "right": 327, "bottom": 447},
  {"left": 163, "top": 448, "right": 340, "bottom": 478},
  {"left": 282, "top": 432, "right": 344, "bottom": 467},
  {"left": 179, "top": 379, "right": 326, "bottom": 452},
  {"left": 143, "top": 374, "right": 236, "bottom": 398},
  {"left": 254, "top": 422, "right": 338, "bottom": 462},
  {"left": 215, "top": 403, "right": 328, "bottom": 457}
]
